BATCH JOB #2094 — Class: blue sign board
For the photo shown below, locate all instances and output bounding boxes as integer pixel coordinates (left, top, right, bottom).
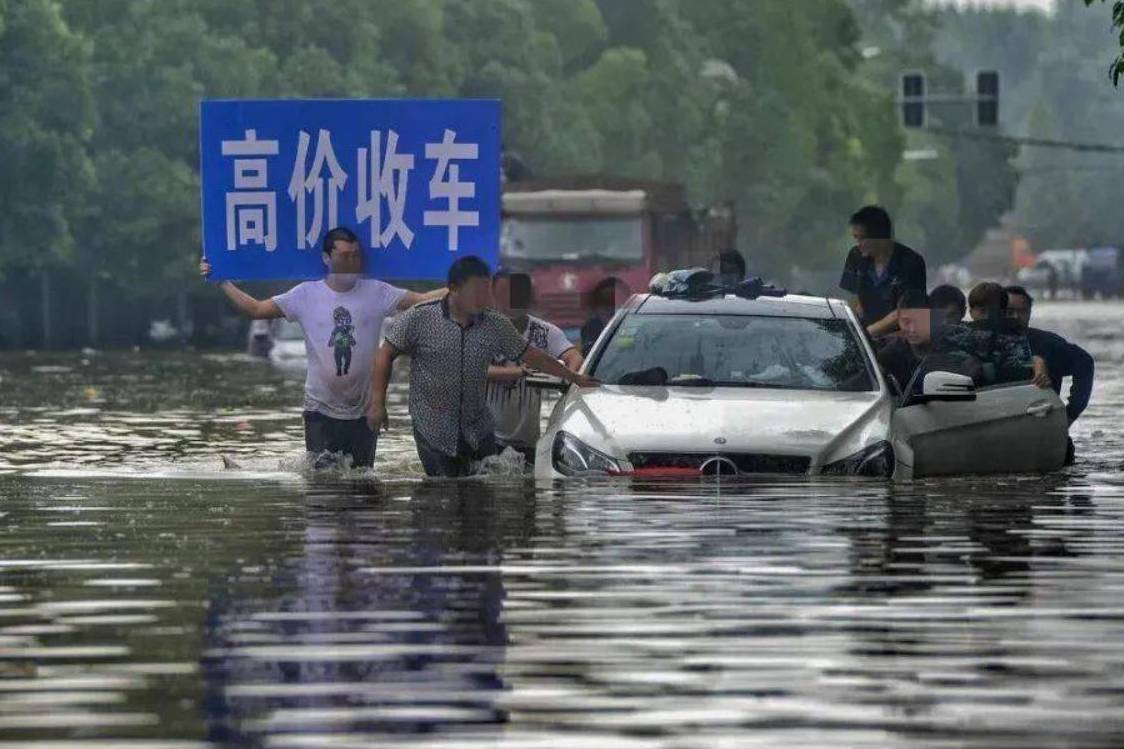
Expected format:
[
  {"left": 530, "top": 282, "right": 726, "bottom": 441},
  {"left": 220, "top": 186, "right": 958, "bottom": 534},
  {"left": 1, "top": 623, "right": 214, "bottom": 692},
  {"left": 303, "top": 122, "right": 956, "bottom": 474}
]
[{"left": 200, "top": 99, "right": 501, "bottom": 281}]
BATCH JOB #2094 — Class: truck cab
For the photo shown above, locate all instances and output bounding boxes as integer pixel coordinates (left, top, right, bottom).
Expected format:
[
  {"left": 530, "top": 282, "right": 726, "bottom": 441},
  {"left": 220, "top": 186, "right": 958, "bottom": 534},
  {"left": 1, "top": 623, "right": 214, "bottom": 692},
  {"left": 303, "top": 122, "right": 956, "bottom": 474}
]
[{"left": 500, "top": 176, "right": 734, "bottom": 332}]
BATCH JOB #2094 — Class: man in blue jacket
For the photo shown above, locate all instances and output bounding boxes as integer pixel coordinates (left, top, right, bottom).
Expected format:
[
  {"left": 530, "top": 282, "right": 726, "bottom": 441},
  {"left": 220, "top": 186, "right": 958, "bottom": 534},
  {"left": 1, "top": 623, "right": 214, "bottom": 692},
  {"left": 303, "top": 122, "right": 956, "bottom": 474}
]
[{"left": 1005, "top": 285, "right": 1094, "bottom": 465}]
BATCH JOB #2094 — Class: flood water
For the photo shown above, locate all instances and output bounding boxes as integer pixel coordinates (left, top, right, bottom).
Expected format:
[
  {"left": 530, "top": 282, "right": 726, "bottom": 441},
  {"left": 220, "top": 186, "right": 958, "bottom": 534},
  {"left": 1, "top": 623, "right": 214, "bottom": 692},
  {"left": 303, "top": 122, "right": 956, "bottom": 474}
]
[{"left": 1, "top": 301, "right": 1123, "bottom": 747}]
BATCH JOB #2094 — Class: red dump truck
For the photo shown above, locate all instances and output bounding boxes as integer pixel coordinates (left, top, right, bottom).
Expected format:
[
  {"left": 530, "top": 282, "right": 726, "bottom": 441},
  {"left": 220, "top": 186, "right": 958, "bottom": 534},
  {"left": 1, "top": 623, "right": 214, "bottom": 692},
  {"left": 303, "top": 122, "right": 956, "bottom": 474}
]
[{"left": 500, "top": 176, "right": 736, "bottom": 331}]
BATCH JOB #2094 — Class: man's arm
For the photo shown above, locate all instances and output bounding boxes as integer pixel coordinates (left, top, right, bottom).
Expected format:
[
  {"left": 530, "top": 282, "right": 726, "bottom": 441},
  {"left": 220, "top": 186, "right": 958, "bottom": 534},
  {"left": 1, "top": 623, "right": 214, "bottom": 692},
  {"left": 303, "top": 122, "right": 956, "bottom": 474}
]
[
  {"left": 520, "top": 346, "right": 598, "bottom": 388},
  {"left": 200, "top": 259, "right": 283, "bottom": 320},
  {"left": 487, "top": 364, "right": 526, "bottom": 383},
  {"left": 396, "top": 287, "right": 447, "bottom": 311},
  {"left": 366, "top": 342, "right": 400, "bottom": 432},
  {"left": 865, "top": 309, "right": 899, "bottom": 338},
  {"left": 561, "top": 348, "right": 584, "bottom": 371},
  {"left": 1031, "top": 355, "right": 1052, "bottom": 389},
  {"left": 1065, "top": 343, "right": 1095, "bottom": 422}
]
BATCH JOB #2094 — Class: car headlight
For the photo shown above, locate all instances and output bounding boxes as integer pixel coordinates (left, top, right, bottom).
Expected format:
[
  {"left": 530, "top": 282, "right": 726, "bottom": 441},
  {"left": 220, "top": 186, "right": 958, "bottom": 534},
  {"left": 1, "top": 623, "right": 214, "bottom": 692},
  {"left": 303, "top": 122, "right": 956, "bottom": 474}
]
[
  {"left": 551, "top": 431, "right": 626, "bottom": 476},
  {"left": 822, "top": 440, "right": 894, "bottom": 478}
]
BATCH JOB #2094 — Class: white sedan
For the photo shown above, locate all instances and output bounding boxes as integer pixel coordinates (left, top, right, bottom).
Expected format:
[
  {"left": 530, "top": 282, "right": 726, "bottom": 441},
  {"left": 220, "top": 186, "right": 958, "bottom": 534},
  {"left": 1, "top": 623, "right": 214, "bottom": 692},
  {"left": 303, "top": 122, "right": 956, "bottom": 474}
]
[{"left": 534, "top": 291, "right": 1068, "bottom": 480}]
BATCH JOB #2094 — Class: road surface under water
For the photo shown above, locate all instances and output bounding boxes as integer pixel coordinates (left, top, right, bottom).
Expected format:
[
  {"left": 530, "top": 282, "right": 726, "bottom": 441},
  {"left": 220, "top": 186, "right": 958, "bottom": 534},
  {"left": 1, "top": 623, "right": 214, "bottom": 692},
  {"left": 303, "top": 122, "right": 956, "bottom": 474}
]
[{"left": 0, "top": 301, "right": 1122, "bottom": 748}]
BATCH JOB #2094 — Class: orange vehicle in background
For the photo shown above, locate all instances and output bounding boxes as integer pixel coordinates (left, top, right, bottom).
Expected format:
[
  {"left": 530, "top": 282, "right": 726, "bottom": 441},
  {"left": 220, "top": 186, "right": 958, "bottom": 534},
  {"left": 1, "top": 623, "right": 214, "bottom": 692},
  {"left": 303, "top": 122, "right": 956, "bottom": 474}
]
[{"left": 500, "top": 175, "right": 736, "bottom": 331}]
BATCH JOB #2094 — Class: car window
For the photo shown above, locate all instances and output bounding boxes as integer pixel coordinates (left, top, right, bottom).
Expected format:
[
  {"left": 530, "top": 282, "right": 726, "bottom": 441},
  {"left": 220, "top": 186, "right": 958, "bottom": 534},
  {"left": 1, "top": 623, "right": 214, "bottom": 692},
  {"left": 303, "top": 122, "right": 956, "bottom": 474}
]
[
  {"left": 276, "top": 320, "right": 303, "bottom": 341},
  {"left": 592, "top": 313, "right": 875, "bottom": 392}
]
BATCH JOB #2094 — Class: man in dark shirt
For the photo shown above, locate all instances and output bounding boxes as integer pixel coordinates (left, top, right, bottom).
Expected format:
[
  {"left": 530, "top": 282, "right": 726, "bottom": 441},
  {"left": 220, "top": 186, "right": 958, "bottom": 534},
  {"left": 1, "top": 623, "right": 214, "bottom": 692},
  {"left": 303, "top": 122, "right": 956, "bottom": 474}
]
[
  {"left": 962, "top": 282, "right": 1050, "bottom": 387},
  {"left": 876, "top": 290, "right": 931, "bottom": 393},
  {"left": 879, "top": 290, "right": 985, "bottom": 396},
  {"left": 839, "top": 205, "right": 927, "bottom": 339},
  {"left": 929, "top": 284, "right": 966, "bottom": 325},
  {"left": 1005, "top": 285, "right": 1094, "bottom": 465}
]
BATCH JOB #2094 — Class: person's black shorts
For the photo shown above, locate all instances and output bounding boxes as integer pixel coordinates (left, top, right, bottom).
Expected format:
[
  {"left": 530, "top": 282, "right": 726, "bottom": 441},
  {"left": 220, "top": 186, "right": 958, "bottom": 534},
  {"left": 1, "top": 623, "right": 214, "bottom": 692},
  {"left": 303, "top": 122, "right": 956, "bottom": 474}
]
[
  {"left": 303, "top": 411, "right": 377, "bottom": 469},
  {"left": 413, "top": 429, "right": 496, "bottom": 478}
]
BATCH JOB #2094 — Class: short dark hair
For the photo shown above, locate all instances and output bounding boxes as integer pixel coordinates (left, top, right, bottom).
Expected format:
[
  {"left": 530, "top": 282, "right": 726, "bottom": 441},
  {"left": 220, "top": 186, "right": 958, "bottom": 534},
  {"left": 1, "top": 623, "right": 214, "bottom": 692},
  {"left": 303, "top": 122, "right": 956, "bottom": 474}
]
[
  {"left": 1004, "top": 284, "right": 1034, "bottom": 307},
  {"left": 447, "top": 255, "right": 491, "bottom": 287},
  {"left": 968, "top": 281, "right": 1008, "bottom": 311},
  {"left": 929, "top": 284, "right": 967, "bottom": 319},
  {"left": 716, "top": 249, "right": 746, "bottom": 278},
  {"left": 493, "top": 270, "right": 533, "bottom": 307},
  {"left": 849, "top": 205, "right": 893, "bottom": 240},
  {"left": 322, "top": 226, "right": 360, "bottom": 255},
  {"left": 897, "top": 289, "right": 930, "bottom": 310}
]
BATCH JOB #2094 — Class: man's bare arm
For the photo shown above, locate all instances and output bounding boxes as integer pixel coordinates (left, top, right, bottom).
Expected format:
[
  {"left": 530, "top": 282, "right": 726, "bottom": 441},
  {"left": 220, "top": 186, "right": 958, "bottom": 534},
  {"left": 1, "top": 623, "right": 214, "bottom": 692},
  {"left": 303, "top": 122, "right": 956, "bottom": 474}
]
[
  {"left": 397, "top": 287, "right": 448, "bottom": 311},
  {"left": 488, "top": 364, "right": 526, "bottom": 383},
  {"left": 560, "top": 348, "right": 584, "bottom": 371},
  {"left": 865, "top": 309, "right": 899, "bottom": 339},
  {"left": 200, "top": 259, "right": 282, "bottom": 320},
  {"left": 366, "top": 342, "right": 401, "bottom": 432},
  {"left": 521, "top": 346, "right": 598, "bottom": 388}
]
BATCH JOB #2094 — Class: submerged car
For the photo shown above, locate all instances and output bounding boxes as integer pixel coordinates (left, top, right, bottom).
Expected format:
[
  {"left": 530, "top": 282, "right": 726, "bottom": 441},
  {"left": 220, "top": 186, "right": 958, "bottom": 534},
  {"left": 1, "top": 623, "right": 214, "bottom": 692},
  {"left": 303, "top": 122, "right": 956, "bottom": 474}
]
[{"left": 534, "top": 289, "right": 1068, "bottom": 480}]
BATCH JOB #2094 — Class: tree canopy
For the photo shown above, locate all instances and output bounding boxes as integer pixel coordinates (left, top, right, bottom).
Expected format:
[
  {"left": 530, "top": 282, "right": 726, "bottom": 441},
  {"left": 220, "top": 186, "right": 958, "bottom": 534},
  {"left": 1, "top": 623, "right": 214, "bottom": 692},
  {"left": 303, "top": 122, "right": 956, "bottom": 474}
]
[{"left": 0, "top": 0, "right": 1111, "bottom": 347}]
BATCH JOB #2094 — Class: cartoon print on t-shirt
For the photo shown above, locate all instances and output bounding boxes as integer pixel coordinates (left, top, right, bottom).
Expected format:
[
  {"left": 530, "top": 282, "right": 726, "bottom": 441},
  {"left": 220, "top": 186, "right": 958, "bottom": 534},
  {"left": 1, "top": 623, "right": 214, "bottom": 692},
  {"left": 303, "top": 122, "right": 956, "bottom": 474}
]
[
  {"left": 527, "top": 320, "right": 549, "bottom": 350},
  {"left": 328, "top": 306, "right": 357, "bottom": 376}
]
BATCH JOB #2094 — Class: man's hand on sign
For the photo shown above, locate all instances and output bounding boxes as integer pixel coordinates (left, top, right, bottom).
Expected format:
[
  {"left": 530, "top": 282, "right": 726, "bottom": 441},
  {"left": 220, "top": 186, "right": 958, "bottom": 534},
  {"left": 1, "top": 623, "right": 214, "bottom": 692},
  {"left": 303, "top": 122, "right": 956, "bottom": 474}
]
[{"left": 200, "top": 258, "right": 213, "bottom": 280}]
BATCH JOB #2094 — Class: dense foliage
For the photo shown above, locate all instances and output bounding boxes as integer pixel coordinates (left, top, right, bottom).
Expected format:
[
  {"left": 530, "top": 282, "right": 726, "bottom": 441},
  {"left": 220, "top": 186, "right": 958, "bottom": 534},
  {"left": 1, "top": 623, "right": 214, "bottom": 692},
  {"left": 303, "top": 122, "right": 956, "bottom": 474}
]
[{"left": 0, "top": 0, "right": 1116, "bottom": 346}]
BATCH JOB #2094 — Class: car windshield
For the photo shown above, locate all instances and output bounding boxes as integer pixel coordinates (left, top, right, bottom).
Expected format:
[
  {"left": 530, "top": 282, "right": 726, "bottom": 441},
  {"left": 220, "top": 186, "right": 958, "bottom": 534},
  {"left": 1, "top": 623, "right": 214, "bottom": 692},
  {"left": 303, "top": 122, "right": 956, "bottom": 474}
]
[
  {"left": 276, "top": 320, "right": 303, "bottom": 341},
  {"left": 592, "top": 313, "right": 875, "bottom": 392},
  {"left": 501, "top": 217, "right": 643, "bottom": 265}
]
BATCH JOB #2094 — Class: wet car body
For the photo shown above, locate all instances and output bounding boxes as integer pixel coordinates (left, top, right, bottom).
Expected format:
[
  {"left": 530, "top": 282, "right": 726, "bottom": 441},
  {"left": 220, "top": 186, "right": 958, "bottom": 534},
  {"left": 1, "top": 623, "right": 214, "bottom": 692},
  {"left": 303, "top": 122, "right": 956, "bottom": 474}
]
[{"left": 535, "top": 291, "right": 1068, "bottom": 480}]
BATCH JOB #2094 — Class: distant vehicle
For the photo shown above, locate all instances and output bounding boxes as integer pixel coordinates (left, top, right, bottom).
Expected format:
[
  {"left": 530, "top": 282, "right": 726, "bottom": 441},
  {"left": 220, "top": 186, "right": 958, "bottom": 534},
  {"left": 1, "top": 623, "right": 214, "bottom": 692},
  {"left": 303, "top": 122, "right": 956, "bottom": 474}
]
[
  {"left": 148, "top": 319, "right": 188, "bottom": 345},
  {"left": 247, "top": 319, "right": 275, "bottom": 358},
  {"left": 535, "top": 283, "right": 1067, "bottom": 481},
  {"left": 1016, "top": 249, "right": 1087, "bottom": 299},
  {"left": 269, "top": 319, "right": 306, "bottom": 369},
  {"left": 1080, "top": 246, "right": 1123, "bottom": 299},
  {"left": 501, "top": 176, "right": 735, "bottom": 330}
]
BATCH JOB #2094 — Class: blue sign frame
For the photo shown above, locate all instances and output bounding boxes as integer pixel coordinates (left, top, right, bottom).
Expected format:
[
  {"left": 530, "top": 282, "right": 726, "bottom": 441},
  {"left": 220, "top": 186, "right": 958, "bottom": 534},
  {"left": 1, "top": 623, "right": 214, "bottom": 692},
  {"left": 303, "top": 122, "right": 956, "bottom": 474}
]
[{"left": 200, "top": 99, "right": 501, "bottom": 281}]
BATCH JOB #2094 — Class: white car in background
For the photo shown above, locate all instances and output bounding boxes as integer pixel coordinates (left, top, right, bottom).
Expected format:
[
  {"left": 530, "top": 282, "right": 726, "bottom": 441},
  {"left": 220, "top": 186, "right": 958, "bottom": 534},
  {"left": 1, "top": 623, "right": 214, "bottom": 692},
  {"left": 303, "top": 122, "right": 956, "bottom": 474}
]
[
  {"left": 534, "top": 287, "right": 1068, "bottom": 481},
  {"left": 269, "top": 319, "right": 307, "bottom": 369}
]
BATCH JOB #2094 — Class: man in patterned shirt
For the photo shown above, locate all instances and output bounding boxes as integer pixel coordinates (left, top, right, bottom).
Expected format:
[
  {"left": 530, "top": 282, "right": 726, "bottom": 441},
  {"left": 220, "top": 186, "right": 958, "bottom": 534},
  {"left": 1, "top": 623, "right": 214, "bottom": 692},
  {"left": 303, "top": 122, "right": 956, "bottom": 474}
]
[
  {"left": 485, "top": 271, "right": 583, "bottom": 465},
  {"left": 368, "top": 257, "right": 598, "bottom": 478}
]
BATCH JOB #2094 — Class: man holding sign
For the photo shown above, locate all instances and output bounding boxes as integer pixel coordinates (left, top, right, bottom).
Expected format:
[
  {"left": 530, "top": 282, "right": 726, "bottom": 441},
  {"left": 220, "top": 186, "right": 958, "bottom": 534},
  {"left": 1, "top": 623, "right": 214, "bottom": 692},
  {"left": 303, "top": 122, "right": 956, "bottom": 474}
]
[{"left": 201, "top": 226, "right": 445, "bottom": 469}]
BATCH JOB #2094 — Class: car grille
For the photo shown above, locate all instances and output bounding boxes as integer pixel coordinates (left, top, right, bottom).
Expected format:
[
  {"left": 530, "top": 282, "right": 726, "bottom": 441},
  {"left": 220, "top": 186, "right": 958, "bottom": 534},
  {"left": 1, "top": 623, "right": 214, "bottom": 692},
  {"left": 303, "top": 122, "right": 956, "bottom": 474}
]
[{"left": 627, "top": 452, "right": 811, "bottom": 475}]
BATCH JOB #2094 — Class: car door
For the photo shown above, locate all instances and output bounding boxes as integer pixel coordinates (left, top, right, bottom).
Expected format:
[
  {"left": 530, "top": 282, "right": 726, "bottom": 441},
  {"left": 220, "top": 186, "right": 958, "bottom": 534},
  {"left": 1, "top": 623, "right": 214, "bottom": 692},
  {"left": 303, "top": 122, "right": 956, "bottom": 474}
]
[{"left": 892, "top": 383, "right": 1067, "bottom": 479}]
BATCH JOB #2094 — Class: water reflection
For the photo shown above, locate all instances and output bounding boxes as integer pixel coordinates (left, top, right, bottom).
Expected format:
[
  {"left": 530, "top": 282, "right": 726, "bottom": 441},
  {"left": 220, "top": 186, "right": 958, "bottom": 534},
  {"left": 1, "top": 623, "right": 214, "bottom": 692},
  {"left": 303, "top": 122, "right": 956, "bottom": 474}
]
[
  {"left": 1, "top": 302, "right": 1123, "bottom": 747},
  {"left": 201, "top": 479, "right": 535, "bottom": 744}
]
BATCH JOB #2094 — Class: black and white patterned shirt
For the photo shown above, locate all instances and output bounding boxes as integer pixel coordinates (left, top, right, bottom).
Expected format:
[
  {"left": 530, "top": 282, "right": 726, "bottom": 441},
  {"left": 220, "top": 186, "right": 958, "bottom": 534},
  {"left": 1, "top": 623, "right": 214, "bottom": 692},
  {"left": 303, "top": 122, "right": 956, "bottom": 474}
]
[{"left": 386, "top": 297, "right": 529, "bottom": 457}]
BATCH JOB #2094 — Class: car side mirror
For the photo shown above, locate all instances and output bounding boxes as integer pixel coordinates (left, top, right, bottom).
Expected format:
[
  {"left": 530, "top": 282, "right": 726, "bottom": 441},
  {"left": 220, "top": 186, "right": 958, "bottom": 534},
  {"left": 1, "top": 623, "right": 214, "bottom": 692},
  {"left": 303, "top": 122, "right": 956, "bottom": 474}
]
[{"left": 920, "top": 371, "right": 976, "bottom": 402}]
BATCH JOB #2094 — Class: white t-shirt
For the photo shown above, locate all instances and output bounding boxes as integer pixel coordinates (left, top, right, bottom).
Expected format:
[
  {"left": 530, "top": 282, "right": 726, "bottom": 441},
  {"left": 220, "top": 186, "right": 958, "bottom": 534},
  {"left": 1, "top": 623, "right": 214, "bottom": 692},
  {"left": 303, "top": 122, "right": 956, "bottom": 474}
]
[
  {"left": 484, "top": 315, "right": 576, "bottom": 448},
  {"left": 273, "top": 278, "right": 406, "bottom": 420}
]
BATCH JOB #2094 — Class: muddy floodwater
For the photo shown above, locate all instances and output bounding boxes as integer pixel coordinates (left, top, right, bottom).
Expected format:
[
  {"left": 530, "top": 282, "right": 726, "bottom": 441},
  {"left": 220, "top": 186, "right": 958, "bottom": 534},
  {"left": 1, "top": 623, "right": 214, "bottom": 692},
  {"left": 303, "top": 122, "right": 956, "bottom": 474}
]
[{"left": 1, "top": 301, "right": 1123, "bottom": 748}]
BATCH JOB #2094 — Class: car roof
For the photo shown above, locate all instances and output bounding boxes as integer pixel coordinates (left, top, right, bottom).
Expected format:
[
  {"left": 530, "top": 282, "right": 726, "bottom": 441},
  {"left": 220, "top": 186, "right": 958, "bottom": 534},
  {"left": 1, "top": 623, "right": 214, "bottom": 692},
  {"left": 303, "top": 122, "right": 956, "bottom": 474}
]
[{"left": 630, "top": 293, "right": 842, "bottom": 319}]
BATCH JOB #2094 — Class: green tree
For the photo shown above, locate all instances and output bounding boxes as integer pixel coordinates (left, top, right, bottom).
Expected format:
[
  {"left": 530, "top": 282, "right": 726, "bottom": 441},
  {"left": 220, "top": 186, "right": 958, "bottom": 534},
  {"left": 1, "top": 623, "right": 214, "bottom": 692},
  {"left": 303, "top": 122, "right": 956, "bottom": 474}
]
[
  {"left": 0, "top": 0, "right": 94, "bottom": 277},
  {"left": 1083, "top": 0, "right": 1124, "bottom": 84}
]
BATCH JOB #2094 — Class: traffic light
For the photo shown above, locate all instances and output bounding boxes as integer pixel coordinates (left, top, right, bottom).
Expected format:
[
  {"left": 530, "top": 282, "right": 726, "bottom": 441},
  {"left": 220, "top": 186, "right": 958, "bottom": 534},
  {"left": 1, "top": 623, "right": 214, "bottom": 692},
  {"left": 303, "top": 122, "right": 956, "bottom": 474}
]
[
  {"left": 977, "top": 70, "right": 999, "bottom": 126},
  {"left": 900, "top": 72, "right": 925, "bottom": 128}
]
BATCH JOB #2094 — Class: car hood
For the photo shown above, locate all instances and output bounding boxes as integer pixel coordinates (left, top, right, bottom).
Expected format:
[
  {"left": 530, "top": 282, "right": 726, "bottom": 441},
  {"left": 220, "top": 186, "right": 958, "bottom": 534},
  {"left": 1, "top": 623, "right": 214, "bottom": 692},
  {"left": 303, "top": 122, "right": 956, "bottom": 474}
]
[{"left": 550, "top": 386, "right": 891, "bottom": 466}]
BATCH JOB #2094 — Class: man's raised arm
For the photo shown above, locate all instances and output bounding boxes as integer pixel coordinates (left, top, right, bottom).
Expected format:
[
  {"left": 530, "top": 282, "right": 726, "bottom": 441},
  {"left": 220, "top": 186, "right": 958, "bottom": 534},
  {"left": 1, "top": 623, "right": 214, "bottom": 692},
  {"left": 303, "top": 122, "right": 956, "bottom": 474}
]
[
  {"left": 396, "top": 287, "right": 448, "bottom": 311},
  {"left": 200, "top": 258, "right": 282, "bottom": 320}
]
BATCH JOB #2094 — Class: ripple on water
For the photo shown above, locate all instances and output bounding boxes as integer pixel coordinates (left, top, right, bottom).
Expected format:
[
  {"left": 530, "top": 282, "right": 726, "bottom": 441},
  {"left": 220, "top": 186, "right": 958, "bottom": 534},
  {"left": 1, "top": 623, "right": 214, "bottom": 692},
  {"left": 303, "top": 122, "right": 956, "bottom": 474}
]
[{"left": 0, "top": 303, "right": 1122, "bottom": 746}]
